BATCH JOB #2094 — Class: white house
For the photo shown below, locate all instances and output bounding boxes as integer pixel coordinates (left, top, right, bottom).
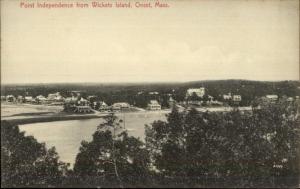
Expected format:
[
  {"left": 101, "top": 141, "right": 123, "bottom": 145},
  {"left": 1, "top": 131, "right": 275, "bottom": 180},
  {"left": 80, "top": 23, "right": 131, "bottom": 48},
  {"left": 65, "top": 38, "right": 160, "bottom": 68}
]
[
  {"left": 112, "top": 102, "right": 130, "bottom": 109},
  {"left": 24, "top": 96, "right": 34, "bottom": 102},
  {"left": 149, "top": 91, "right": 159, "bottom": 95},
  {"left": 223, "top": 93, "right": 232, "bottom": 100},
  {"left": 47, "top": 92, "right": 64, "bottom": 102},
  {"left": 78, "top": 97, "right": 89, "bottom": 106},
  {"left": 36, "top": 95, "right": 47, "bottom": 102},
  {"left": 266, "top": 95, "right": 278, "bottom": 102},
  {"left": 148, "top": 100, "right": 161, "bottom": 110},
  {"left": 6, "top": 95, "right": 16, "bottom": 102},
  {"left": 74, "top": 106, "right": 93, "bottom": 113},
  {"left": 233, "top": 95, "right": 242, "bottom": 102},
  {"left": 186, "top": 88, "right": 205, "bottom": 98},
  {"left": 99, "top": 101, "right": 110, "bottom": 111}
]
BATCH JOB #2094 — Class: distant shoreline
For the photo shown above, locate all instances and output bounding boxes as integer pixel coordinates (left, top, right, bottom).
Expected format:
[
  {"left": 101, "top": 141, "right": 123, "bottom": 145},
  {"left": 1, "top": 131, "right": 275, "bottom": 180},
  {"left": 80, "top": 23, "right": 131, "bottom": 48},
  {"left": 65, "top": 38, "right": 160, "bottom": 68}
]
[
  {"left": 2, "top": 114, "right": 103, "bottom": 125},
  {"left": 2, "top": 106, "right": 255, "bottom": 126}
]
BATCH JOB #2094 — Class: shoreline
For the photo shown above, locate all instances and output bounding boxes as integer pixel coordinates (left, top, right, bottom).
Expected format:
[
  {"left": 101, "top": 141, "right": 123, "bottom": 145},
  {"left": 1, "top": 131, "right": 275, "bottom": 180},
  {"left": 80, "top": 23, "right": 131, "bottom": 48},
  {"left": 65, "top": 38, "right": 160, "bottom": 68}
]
[
  {"left": 1, "top": 102, "right": 253, "bottom": 126},
  {"left": 2, "top": 114, "right": 104, "bottom": 125}
]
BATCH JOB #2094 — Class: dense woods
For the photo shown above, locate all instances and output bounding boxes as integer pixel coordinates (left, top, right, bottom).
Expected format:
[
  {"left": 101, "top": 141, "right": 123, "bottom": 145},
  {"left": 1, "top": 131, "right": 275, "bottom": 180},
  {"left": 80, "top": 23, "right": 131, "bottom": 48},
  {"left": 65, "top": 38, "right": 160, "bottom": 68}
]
[
  {"left": 2, "top": 99, "right": 300, "bottom": 187},
  {"left": 145, "top": 100, "right": 300, "bottom": 187}
]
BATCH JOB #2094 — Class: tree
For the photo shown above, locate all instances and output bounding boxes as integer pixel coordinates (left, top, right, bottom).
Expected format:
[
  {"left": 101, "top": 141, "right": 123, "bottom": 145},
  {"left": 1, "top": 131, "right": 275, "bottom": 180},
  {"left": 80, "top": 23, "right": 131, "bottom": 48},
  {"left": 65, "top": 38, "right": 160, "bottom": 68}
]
[
  {"left": 73, "top": 113, "right": 151, "bottom": 188},
  {"left": 1, "top": 121, "right": 69, "bottom": 188},
  {"left": 189, "top": 92, "right": 201, "bottom": 101},
  {"left": 145, "top": 107, "right": 190, "bottom": 186}
]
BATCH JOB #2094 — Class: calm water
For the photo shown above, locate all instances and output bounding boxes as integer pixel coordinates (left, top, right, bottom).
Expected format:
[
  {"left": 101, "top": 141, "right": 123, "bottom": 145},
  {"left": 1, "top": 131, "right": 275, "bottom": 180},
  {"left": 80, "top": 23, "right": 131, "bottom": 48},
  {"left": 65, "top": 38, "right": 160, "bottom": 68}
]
[{"left": 19, "top": 112, "right": 166, "bottom": 167}]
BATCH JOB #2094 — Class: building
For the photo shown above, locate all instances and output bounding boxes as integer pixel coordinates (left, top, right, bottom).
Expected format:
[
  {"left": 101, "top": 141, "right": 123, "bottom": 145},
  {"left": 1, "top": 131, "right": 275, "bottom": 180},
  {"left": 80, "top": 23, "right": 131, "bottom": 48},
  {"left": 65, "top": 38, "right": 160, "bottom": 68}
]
[
  {"left": 99, "top": 101, "right": 110, "bottom": 111},
  {"left": 24, "top": 96, "right": 34, "bottom": 103},
  {"left": 16, "top": 95, "right": 24, "bottom": 103},
  {"left": 65, "top": 96, "right": 78, "bottom": 103},
  {"left": 74, "top": 106, "right": 93, "bottom": 113},
  {"left": 210, "top": 100, "right": 223, "bottom": 106},
  {"left": 233, "top": 95, "right": 242, "bottom": 102},
  {"left": 148, "top": 100, "right": 161, "bottom": 110},
  {"left": 266, "top": 95, "right": 278, "bottom": 103},
  {"left": 223, "top": 93, "right": 232, "bottom": 100},
  {"left": 112, "top": 102, "right": 130, "bottom": 110},
  {"left": 256, "top": 95, "right": 279, "bottom": 106},
  {"left": 47, "top": 92, "right": 64, "bottom": 102},
  {"left": 186, "top": 88, "right": 205, "bottom": 98},
  {"left": 208, "top": 95, "right": 214, "bottom": 101},
  {"left": 6, "top": 95, "right": 16, "bottom": 102},
  {"left": 63, "top": 97, "right": 92, "bottom": 113},
  {"left": 149, "top": 91, "right": 159, "bottom": 95},
  {"left": 185, "top": 100, "right": 202, "bottom": 106},
  {"left": 77, "top": 97, "right": 90, "bottom": 106},
  {"left": 36, "top": 95, "right": 47, "bottom": 103}
]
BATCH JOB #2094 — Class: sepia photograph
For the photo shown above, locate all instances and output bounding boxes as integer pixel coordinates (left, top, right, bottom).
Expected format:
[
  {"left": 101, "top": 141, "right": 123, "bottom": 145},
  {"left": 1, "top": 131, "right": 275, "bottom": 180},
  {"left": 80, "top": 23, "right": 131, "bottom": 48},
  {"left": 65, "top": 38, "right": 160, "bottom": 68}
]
[{"left": 1, "top": 0, "right": 300, "bottom": 188}]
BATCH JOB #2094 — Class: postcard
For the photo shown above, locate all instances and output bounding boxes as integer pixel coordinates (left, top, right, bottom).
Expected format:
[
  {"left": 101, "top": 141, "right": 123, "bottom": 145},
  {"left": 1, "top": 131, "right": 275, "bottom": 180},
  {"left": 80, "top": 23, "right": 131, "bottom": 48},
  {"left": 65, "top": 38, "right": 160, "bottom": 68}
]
[{"left": 1, "top": 0, "right": 299, "bottom": 188}]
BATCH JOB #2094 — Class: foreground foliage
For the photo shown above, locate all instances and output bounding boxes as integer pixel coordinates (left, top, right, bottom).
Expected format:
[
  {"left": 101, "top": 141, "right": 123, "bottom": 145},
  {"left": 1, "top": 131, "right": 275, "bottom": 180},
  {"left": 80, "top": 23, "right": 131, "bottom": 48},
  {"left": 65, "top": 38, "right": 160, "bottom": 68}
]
[
  {"left": 145, "top": 100, "right": 300, "bottom": 187},
  {"left": 2, "top": 100, "right": 299, "bottom": 187},
  {"left": 1, "top": 121, "right": 69, "bottom": 187}
]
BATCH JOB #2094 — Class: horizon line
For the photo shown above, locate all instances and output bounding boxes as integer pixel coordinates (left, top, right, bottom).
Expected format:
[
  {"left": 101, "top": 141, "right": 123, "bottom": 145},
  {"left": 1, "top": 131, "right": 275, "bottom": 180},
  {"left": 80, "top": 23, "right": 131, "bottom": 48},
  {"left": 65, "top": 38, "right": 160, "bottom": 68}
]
[{"left": 1, "top": 78, "right": 299, "bottom": 86}]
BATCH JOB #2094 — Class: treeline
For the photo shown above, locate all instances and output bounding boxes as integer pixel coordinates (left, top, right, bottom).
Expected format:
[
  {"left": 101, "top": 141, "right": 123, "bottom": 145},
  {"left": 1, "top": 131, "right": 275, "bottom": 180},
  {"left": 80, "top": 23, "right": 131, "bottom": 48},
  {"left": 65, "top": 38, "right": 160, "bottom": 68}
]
[
  {"left": 2, "top": 100, "right": 300, "bottom": 187},
  {"left": 2, "top": 80, "right": 300, "bottom": 107}
]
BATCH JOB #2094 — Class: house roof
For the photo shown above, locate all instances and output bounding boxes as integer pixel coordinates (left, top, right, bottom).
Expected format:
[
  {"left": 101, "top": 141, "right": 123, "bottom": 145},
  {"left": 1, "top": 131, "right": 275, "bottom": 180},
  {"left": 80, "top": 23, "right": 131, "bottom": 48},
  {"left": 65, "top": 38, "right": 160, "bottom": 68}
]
[
  {"left": 113, "top": 102, "right": 130, "bottom": 107},
  {"left": 149, "top": 91, "right": 159, "bottom": 93},
  {"left": 266, "top": 95, "right": 278, "bottom": 99},
  {"left": 100, "top": 101, "right": 108, "bottom": 106},
  {"left": 149, "top": 100, "right": 160, "bottom": 105},
  {"left": 79, "top": 97, "right": 88, "bottom": 102}
]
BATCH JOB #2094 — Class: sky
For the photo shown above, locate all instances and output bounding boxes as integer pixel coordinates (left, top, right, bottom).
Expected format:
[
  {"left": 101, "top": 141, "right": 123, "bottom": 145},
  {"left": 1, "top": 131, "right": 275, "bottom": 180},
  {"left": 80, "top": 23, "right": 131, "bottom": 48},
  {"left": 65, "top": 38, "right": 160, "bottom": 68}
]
[{"left": 1, "top": 0, "right": 299, "bottom": 84}]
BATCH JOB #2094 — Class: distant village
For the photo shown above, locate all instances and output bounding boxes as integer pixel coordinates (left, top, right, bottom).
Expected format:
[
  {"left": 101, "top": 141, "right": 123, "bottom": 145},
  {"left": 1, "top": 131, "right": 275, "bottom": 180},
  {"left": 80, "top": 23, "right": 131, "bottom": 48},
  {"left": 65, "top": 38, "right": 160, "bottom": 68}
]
[{"left": 2, "top": 86, "right": 298, "bottom": 114}]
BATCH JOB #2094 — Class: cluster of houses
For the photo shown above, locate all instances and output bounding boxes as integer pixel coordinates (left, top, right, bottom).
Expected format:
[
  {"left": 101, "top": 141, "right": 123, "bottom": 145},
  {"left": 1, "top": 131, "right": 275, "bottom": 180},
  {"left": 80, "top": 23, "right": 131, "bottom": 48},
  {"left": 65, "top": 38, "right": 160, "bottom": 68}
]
[
  {"left": 1, "top": 91, "right": 164, "bottom": 113},
  {"left": 1, "top": 92, "right": 65, "bottom": 105},
  {"left": 222, "top": 92, "right": 242, "bottom": 105},
  {"left": 258, "top": 94, "right": 298, "bottom": 105},
  {"left": 2, "top": 87, "right": 297, "bottom": 114},
  {"left": 62, "top": 94, "right": 92, "bottom": 113},
  {"left": 183, "top": 87, "right": 298, "bottom": 107},
  {"left": 95, "top": 100, "right": 162, "bottom": 111},
  {"left": 64, "top": 92, "right": 163, "bottom": 113}
]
